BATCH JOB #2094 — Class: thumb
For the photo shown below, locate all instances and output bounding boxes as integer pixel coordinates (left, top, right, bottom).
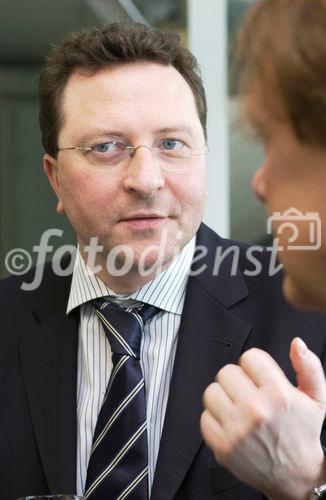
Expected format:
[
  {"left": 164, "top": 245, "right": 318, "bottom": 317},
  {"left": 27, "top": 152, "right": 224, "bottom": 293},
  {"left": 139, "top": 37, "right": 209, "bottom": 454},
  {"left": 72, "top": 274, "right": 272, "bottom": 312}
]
[{"left": 290, "top": 337, "right": 326, "bottom": 406}]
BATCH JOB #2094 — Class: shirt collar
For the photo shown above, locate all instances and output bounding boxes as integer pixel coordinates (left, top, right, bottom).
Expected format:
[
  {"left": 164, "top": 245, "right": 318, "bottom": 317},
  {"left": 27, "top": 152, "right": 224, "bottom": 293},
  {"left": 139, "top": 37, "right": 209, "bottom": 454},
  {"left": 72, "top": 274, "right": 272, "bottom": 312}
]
[{"left": 67, "top": 237, "right": 195, "bottom": 316}]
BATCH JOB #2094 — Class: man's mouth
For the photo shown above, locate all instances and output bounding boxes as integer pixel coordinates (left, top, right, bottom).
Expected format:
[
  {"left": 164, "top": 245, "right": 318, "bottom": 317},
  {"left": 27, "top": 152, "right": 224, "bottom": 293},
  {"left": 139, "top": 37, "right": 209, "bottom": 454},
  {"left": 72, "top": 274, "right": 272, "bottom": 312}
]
[{"left": 120, "top": 213, "right": 167, "bottom": 229}]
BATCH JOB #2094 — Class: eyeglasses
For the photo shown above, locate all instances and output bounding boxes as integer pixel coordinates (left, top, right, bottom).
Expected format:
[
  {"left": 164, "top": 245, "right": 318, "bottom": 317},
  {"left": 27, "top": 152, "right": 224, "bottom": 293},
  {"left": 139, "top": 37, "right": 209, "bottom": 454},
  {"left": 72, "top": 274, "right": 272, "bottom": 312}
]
[{"left": 57, "top": 138, "right": 208, "bottom": 168}]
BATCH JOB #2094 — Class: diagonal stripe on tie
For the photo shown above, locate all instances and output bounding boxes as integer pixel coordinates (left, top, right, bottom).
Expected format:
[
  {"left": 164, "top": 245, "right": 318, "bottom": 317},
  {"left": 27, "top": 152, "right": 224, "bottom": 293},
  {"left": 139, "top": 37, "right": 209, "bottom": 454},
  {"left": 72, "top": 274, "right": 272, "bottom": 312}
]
[
  {"left": 85, "top": 422, "right": 147, "bottom": 498},
  {"left": 91, "top": 379, "right": 145, "bottom": 453},
  {"left": 116, "top": 467, "right": 149, "bottom": 500},
  {"left": 104, "top": 355, "right": 129, "bottom": 400},
  {"left": 84, "top": 298, "right": 159, "bottom": 500},
  {"left": 96, "top": 310, "right": 136, "bottom": 356}
]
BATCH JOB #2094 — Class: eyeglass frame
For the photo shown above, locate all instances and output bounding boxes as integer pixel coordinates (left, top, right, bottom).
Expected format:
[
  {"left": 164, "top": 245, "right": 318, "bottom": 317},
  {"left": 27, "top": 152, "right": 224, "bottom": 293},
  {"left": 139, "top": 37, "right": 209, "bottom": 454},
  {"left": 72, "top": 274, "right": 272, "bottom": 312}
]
[{"left": 56, "top": 140, "right": 209, "bottom": 166}]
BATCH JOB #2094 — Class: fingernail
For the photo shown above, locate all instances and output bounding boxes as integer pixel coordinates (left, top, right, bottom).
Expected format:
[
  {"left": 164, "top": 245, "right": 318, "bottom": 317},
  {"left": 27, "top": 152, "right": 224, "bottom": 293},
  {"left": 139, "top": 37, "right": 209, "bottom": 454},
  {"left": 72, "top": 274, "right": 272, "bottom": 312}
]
[{"left": 296, "top": 337, "right": 308, "bottom": 357}]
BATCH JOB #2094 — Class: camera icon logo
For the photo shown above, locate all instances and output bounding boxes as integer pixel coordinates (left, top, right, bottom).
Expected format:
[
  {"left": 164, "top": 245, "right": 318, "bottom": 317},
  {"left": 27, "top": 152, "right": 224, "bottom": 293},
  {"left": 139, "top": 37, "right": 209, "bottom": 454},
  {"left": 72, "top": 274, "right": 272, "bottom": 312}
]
[{"left": 267, "top": 207, "right": 321, "bottom": 251}]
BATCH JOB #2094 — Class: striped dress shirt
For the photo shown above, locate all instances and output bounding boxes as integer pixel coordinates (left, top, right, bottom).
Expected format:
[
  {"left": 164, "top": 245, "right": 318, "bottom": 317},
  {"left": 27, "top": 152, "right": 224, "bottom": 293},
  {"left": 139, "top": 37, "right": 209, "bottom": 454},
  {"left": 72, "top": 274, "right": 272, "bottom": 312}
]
[{"left": 66, "top": 237, "right": 195, "bottom": 495}]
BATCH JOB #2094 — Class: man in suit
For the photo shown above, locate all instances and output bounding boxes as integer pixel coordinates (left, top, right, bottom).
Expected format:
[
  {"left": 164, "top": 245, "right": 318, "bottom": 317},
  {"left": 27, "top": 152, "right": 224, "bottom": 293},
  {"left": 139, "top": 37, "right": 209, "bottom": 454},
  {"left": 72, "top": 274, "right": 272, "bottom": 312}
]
[
  {"left": 1, "top": 21, "right": 326, "bottom": 500},
  {"left": 201, "top": 1, "right": 326, "bottom": 499}
]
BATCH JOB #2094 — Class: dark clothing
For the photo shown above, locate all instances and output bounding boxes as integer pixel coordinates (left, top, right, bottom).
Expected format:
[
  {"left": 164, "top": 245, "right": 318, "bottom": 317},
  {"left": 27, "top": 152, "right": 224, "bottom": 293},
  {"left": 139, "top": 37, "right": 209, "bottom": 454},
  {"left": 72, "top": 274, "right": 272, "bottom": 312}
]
[{"left": 1, "top": 224, "right": 326, "bottom": 499}]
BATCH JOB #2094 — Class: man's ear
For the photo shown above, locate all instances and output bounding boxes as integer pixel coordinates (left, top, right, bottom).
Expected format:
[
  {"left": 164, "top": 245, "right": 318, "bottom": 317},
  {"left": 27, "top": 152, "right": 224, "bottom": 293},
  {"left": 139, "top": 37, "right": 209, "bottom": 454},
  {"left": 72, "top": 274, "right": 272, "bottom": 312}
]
[{"left": 43, "top": 154, "right": 65, "bottom": 214}]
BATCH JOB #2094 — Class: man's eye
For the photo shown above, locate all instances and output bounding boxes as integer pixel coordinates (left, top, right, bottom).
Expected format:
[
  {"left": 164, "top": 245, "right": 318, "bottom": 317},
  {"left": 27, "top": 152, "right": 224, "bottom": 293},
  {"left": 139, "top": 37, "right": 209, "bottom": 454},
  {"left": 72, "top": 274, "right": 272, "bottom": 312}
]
[
  {"left": 93, "top": 142, "right": 124, "bottom": 153},
  {"left": 160, "top": 139, "right": 185, "bottom": 151}
]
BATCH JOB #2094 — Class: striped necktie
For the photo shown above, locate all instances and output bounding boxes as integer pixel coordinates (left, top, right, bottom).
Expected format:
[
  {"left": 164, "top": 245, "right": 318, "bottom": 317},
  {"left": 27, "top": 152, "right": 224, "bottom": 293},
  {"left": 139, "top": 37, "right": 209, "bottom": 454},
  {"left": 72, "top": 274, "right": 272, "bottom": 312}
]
[{"left": 84, "top": 298, "right": 158, "bottom": 500}]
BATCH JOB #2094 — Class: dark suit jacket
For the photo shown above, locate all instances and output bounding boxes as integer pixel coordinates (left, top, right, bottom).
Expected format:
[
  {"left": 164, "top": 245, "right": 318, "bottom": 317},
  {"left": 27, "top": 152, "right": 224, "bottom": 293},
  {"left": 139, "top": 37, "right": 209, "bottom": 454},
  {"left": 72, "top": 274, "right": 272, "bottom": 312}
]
[{"left": 1, "top": 223, "right": 326, "bottom": 500}]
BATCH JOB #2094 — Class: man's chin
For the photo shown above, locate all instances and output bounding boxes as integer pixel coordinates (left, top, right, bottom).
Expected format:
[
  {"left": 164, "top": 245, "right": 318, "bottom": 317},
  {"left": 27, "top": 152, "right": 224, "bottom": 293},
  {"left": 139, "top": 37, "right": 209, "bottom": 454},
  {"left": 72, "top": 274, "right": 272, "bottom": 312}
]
[
  {"left": 102, "top": 245, "right": 173, "bottom": 280},
  {"left": 131, "top": 248, "right": 177, "bottom": 276}
]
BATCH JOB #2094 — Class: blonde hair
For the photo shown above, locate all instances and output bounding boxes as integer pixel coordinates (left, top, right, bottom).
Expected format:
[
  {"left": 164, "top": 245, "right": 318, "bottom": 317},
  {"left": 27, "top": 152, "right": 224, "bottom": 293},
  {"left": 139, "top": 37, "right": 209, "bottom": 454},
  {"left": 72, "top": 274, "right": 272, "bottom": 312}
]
[{"left": 236, "top": 0, "right": 326, "bottom": 146}]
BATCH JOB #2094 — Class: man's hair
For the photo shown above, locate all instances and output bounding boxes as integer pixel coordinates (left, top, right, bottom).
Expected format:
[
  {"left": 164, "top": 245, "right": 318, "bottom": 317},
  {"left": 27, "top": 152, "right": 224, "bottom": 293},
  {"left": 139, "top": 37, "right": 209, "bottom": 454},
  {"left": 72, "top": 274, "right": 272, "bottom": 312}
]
[
  {"left": 236, "top": 0, "right": 326, "bottom": 147},
  {"left": 39, "top": 22, "right": 207, "bottom": 156}
]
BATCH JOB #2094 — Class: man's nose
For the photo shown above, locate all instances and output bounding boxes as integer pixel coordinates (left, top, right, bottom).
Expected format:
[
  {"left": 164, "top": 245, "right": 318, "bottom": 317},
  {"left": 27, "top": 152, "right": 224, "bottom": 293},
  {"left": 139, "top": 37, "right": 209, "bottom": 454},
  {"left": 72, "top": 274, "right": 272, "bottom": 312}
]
[
  {"left": 123, "top": 146, "right": 165, "bottom": 197},
  {"left": 252, "top": 163, "right": 267, "bottom": 203}
]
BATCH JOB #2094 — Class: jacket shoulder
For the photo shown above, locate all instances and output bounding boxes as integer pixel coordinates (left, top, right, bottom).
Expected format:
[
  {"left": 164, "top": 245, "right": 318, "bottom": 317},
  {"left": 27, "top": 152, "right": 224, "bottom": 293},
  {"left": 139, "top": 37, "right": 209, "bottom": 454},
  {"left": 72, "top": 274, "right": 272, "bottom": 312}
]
[{"left": 0, "top": 257, "right": 73, "bottom": 313}]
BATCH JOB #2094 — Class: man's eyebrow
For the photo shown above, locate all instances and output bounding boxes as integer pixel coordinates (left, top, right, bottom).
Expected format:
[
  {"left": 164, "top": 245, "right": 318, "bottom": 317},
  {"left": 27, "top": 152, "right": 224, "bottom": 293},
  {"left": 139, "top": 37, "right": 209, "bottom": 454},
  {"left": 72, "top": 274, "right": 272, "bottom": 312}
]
[
  {"left": 72, "top": 125, "right": 197, "bottom": 144},
  {"left": 153, "top": 125, "right": 196, "bottom": 135},
  {"left": 74, "top": 130, "right": 127, "bottom": 144}
]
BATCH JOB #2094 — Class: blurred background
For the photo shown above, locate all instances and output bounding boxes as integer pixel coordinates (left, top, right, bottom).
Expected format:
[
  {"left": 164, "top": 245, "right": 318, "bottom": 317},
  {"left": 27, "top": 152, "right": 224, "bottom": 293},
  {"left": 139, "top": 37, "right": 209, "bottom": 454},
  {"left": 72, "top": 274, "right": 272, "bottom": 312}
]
[{"left": 0, "top": 0, "right": 267, "bottom": 277}]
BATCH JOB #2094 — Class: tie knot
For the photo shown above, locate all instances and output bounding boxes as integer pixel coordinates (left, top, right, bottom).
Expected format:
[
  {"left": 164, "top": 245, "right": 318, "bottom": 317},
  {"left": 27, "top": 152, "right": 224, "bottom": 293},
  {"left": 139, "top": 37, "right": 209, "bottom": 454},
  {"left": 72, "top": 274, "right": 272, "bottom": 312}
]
[{"left": 92, "top": 298, "right": 158, "bottom": 358}]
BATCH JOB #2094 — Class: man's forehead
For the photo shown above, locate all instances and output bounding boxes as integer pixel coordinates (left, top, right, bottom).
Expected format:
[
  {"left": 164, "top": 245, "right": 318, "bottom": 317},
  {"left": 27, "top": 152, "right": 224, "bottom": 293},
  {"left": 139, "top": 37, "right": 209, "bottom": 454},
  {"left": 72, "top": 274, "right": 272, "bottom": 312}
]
[
  {"left": 63, "top": 62, "right": 192, "bottom": 101},
  {"left": 59, "top": 62, "right": 202, "bottom": 139}
]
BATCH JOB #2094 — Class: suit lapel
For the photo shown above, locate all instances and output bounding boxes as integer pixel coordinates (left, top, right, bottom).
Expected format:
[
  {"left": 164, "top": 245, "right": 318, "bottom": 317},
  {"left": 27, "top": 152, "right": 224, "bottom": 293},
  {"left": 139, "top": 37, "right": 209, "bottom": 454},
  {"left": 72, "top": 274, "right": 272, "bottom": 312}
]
[
  {"left": 19, "top": 291, "right": 79, "bottom": 494},
  {"left": 17, "top": 227, "right": 252, "bottom": 498},
  {"left": 151, "top": 225, "right": 253, "bottom": 499}
]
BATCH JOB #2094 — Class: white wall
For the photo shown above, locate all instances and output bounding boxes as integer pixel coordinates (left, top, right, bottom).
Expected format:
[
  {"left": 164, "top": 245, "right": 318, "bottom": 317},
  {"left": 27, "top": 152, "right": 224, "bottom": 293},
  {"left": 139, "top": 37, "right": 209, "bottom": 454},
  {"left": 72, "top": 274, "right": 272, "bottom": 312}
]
[{"left": 188, "top": 0, "right": 230, "bottom": 237}]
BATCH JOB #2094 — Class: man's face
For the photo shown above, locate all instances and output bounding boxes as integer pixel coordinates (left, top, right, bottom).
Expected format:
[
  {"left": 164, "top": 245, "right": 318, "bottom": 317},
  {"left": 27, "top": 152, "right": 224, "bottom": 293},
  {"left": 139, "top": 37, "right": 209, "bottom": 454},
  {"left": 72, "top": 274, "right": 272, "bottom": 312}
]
[
  {"left": 247, "top": 84, "right": 326, "bottom": 310},
  {"left": 44, "top": 62, "right": 206, "bottom": 290}
]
